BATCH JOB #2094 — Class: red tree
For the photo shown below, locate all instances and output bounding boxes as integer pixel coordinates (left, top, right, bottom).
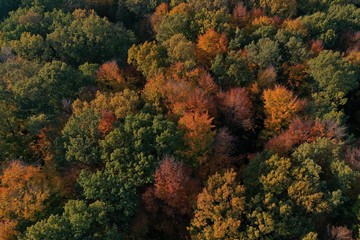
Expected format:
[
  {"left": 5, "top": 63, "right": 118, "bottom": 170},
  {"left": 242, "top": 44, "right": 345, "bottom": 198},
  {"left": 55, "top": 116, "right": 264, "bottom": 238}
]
[{"left": 218, "top": 88, "right": 253, "bottom": 130}]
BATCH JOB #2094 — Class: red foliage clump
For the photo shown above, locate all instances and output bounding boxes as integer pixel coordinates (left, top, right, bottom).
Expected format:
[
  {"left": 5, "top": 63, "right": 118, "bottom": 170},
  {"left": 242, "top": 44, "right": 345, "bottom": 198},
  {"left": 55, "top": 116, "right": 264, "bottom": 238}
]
[
  {"left": 310, "top": 39, "right": 324, "bottom": 55},
  {"left": 98, "top": 111, "right": 116, "bottom": 136},
  {"left": 143, "top": 157, "right": 200, "bottom": 215},
  {"left": 266, "top": 118, "right": 346, "bottom": 154},
  {"left": 217, "top": 88, "right": 253, "bottom": 130}
]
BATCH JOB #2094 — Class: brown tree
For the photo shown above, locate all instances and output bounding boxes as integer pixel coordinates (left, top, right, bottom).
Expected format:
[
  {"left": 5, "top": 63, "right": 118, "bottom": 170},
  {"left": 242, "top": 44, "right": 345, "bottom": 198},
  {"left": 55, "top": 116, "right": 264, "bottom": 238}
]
[
  {"left": 218, "top": 88, "right": 253, "bottom": 130},
  {"left": 144, "top": 157, "right": 200, "bottom": 215}
]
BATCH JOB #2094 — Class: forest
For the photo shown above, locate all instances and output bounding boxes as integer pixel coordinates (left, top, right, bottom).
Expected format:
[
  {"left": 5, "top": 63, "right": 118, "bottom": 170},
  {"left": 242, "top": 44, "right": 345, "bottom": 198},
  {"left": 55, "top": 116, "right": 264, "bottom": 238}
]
[{"left": 0, "top": 0, "right": 359, "bottom": 239}]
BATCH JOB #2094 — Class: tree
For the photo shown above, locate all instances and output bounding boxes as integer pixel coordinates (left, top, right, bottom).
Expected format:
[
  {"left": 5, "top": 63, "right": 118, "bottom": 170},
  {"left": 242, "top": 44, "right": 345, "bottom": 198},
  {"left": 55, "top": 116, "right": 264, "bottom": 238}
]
[
  {"left": 151, "top": 157, "right": 200, "bottom": 214},
  {"left": 62, "top": 108, "right": 102, "bottom": 164},
  {"left": 265, "top": 118, "right": 345, "bottom": 154},
  {"left": 9, "top": 32, "right": 48, "bottom": 61},
  {"left": 263, "top": 85, "right": 304, "bottom": 136},
  {"left": 202, "top": 127, "right": 237, "bottom": 178},
  {"left": 292, "top": 138, "right": 355, "bottom": 192},
  {"left": 308, "top": 50, "right": 358, "bottom": 99},
  {"left": 76, "top": 110, "right": 184, "bottom": 226},
  {"left": 47, "top": 9, "right": 134, "bottom": 65},
  {"left": 260, "top": 0, "right": 297, "bottom": 17},
  {"left": 244, "top": 154, "right": 324, "bottom": 239},
  {"left": 143, "top": 65, "right": 218, "bottom": 116},
  {"left": 163, "top": 33, "right": 196, "bottom": 68},
  {"left": 245, "top": 38, "right": 280, "bottom": 68},
  {"left": 11, "top": 60, "right": 85, "bottom": 116},
  {"left": 150, "top": 3, "right": 169, "bottom": 32},
  {"left": 142, "top": 155, "right": 201, "bottom": 236},
  {"left": 190, "top": 3, "right": 232, "bottom": 35},
  {"left": 22, "top": 200, "right": 120, "bottom": 240},
  {"left": 217, "top": 87, "right": 253, "bottom": 130},
  {"left": 211, "top": 50, "right": 254, "bottom": 88},
  {"left": 307, "top": 50, "right": 358, "bottom": 122},
  {"left": 0, "top": 161, "right": 52, "bottom": 239},
  {"left": 98, "top": 111, "right": 117, "bottom": 136},
  {"left": 244, "top": 138, "right": 356, "bottom": 239},
  {"left": 96, "top": 61, "right": 127, "bottom": 91},
  {"left": 178, "top": 111, "right": 216, "bottom": 167},
  {"left": 302, "top": 4, "right": 359, "bottom": 47},
  {"left": 189, "top": 169, "right": 246, "bottom": 239},
  {"left": 72, "top": 90, "right": 141, "bottom": 119},
  {"left": 189, "top": 0, "right": 232, "bottom": 12},
  {"left": 196, "top": 29, "right": 228, "bottom": 65},
  {"left": 156, "top": 12, "right": 191, "bottom": 43},
  {"left": 0, "top": 219, "right": 19, "bottom": 240},
  {"left": 128, "top": 41, "right": 167, "bottom": 78},
  {"left": 77, "top": 161, "right": 139, "bottom": 223},
  {"left": 0, "top": 7, "right": 72, "bottom": 59},
  {"left": 0, "top": 6, "right": 48, "bottom": 41},
  {"left": 99, "top": 110, "right": 183, "bottom": 186},
  {"left": 119, "top": 0, "right": 160, "bottom": 16}
]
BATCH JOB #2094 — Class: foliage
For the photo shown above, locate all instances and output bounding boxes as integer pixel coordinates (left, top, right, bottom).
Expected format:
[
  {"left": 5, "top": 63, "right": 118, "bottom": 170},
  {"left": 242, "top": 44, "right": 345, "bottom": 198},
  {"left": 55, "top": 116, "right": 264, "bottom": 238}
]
[
  {"left": 189, "top": 169, "right": 246, "bottom": 239},
  {"left": 128, "top": 41, "right": 167, "bottom": 78},
  {"left": 144, "top": 156, "right": 200, "bottom": 215},
  {"left": 217, "top": 87, "right": 253, "bottom": 130},
  {"left": 1, "top": 0, "right": 360, "bottom": 239},
  {"left": 47, "top": 9, "right": 134, "bottom": 65},
  {"left": 22, "top": 200, "right": 120, "bottom": 240},
  {"left": 308, "top": 50, "right": 358, "bottom": 122},
  {"left": 0, "top": 161, "right": 53, "bottom": 239},
  {"left": 245, "top": 38, "right": 280, "bottom": 68},
  {"left": 62, "top": 108, "right": 101, "bottom": 164},
  {"left": 263, "top": 85, "right": 304, "bottom": 137}
]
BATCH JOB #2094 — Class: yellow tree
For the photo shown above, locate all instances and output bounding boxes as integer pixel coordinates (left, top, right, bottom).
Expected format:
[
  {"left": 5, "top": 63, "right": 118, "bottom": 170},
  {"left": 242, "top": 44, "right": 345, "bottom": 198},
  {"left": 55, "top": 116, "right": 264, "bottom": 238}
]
[
  {"left": 260, "top": 0, "right": 297, "bottom": 17},
  {"left": 263, "top": 85, "right": 304, "bottom": 136},
  {"left": 189, "top": 169, "right": 246, "bottom": 239}
]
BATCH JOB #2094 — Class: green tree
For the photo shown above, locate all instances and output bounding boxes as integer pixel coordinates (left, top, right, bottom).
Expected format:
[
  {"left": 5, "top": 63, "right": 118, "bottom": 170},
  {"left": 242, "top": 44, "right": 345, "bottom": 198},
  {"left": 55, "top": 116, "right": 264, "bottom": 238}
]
[
  {"left": 245, "top": 38, "right": 281, "bottom": 68},
  {"left": 211, "top": 50, "right": 254, "bottom": 88},
  {"left": 76, "top": 109, "right": 184, "bottom": 225},
  {"left": 243, "top": 139, "right": 356, "bottom": 239},
  {"left": 163, "top": 33, "right": 196, "bottom": 68},
  {"left": 12, "top": 60, "right": 84, "bottom": 115},
  {"left": 128, "top": 41, "right": 167, "bottom": 78},
  {"left": 301, "top": 4, "right": 359, "bottom": 47},
  {"left": 47, "top": 9, "right": 134, "bottom": 65},
  {"left": 22, "top": 200, "right": 120, "bottom": 240},
  {"left": 77, "top": 161, "right": 139, "bottom": 223},
  {"left": 307, "top": 50, "right": 358, "bottom": 122},
  {"left": 119, "top": 0, "right": 161, "bottom": 16},
  {"left": 156, "top": 13, "right": 191, "bottom": 42},
  {"left": 260, "top": 0, "right": 297, "bottom": 17},
  {"left": 100, "top": 110, "right": 183, "bottom": 186},
  {"left": 62, "top": 108, "right": 101, "bottom": 165}
]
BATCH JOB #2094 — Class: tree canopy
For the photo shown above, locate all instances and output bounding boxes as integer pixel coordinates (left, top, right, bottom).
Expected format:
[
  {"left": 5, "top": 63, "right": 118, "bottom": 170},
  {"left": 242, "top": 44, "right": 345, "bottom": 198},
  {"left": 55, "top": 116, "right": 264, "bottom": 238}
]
[{"left": 1, "top": 0, "right": 359, "bottom": 239}]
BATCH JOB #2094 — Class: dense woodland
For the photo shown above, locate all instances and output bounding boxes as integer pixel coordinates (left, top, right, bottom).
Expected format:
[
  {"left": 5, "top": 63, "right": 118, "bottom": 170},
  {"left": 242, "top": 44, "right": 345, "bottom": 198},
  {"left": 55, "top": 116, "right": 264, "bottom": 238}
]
[{"left": 0, "top": 0, "right": 359, "bottom": 239}]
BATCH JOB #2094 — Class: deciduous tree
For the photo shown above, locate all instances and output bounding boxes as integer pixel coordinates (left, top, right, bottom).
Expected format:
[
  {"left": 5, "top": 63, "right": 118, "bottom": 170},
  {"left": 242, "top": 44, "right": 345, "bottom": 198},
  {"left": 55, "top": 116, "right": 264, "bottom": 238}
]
[
  {"left": 189, "top": 169, "right": 246, "bottom": 239},
  {"left": 263, "top": 85, "right": 304, "bottom": 136}
]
